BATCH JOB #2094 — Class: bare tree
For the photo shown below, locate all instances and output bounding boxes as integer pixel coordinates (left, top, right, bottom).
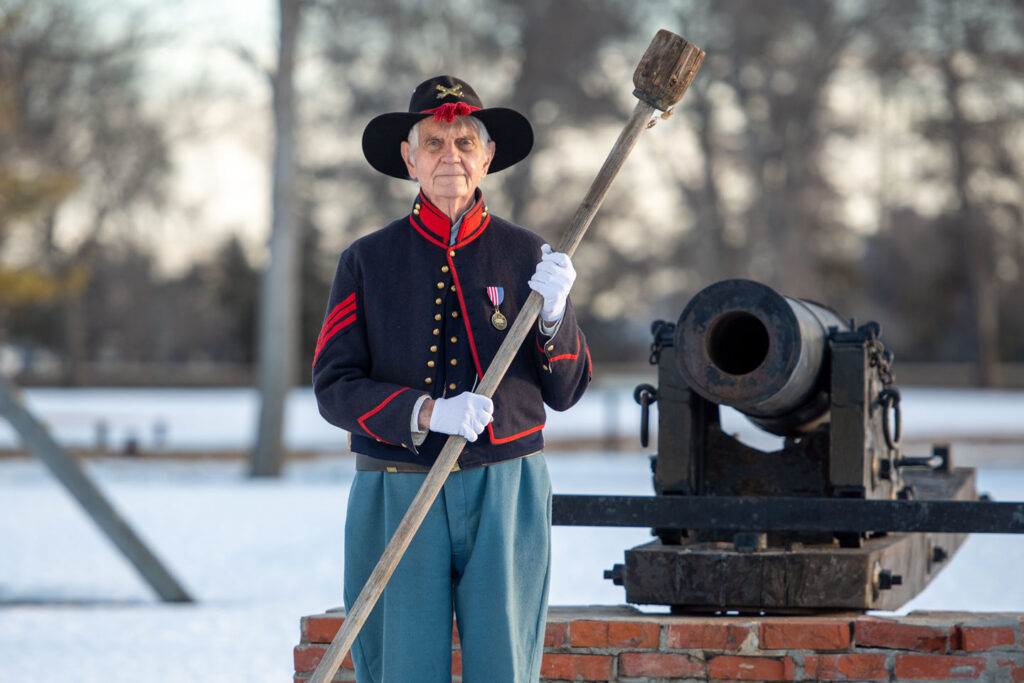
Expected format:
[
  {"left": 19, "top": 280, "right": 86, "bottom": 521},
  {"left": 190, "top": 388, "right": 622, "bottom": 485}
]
[
  {"left": 654, "top": 2, "right": 878, "bottom": 299},
  {"left": 0, "top": 0, "right": 170, "bottom": 380},
  {"left": 864, "top": 0, "right": 1024, "bottom": 383},
  {"left": 305, "top": 0, "right": 640, "bottom": 359},
  {"left": 251, "top": 0, "right": 304, "bottom": 477}
]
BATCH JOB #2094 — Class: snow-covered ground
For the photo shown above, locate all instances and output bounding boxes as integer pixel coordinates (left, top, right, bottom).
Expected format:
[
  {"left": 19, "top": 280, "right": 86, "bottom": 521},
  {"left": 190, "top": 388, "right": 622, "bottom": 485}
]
[
  {"left": 1, "top": 387, "right": 1024, "bottom": 682},
  {"left": 3, "top": 385, "right": 1024, "bottom": 454}
]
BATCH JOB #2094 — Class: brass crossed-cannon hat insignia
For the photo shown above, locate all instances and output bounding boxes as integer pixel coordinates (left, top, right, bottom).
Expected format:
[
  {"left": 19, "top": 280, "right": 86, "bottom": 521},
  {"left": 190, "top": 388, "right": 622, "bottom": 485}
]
[{"left": 435, "top": 84, "right": 464, "bottom": 99}]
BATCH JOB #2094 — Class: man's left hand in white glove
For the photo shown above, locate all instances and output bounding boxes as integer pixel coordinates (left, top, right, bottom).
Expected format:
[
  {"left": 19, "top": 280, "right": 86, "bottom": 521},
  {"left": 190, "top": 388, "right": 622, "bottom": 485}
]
[{"left": 528, "top": 243, "right": 576, "bottom": 326}]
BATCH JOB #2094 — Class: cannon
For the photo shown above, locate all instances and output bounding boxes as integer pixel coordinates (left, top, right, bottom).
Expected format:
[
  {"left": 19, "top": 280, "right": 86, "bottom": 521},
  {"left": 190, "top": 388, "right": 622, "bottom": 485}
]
[
  {"left": 554, "top": 279, "right": 1024, "bottom": 613},
  {"left": 660, "top": 278, "right": 905, "bottom": 507}
]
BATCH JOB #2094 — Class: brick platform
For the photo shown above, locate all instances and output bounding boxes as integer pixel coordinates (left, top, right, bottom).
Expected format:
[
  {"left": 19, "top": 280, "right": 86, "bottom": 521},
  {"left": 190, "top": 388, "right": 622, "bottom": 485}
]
[{"left": 294, "top": 606, "right": 1024, "bottom": 681}]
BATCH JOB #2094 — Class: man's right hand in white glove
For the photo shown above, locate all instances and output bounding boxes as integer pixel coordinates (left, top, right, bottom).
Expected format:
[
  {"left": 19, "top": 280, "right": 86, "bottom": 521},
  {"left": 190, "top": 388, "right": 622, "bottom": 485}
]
[{"left": 420, "top": 392, "right": 494, "bottom": 442}]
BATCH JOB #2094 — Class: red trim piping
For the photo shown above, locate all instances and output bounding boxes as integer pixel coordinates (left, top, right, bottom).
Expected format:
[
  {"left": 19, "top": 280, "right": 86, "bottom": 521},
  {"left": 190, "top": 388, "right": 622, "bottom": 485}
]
[
  {"left": 411, "top": 219, "right": 448, "bottom": 248},
  {"left": 448, "top": 251, "right": 537, "bottom": 445},
  {"left": 409, "top": 191, "right": 490, "bottom": 250},
  {"left": 317, "top": 294, "right": 356, "bottom": 345},
  {"left": 447, "top": 252, "right": 486, "bottom": 382},
  {"left": 490, "top": 421, "right": 545, "bottom": 445},
  {"left": 322, "top": 293, "right": 356, "bottom": 327},
  {"left": 418, "top": 195, "right": 451, "bottom": 241},
  {"left": 318, "top": 304, "right": 356, "bottom": 345},
  {"left": 313, "top": 294, "right": 357, "bottom": 367},
  {"left": 314, "top": 313, "right": 356, "bottom": 362},
  {"left": 357, "top": 387, "right": 409, "bottom": 445},
  {"left": 549, "top": 332, "right": 583, "bottom": 363},
  {"left": 451, "top": 212, "right": 490, "bottom": 249}
]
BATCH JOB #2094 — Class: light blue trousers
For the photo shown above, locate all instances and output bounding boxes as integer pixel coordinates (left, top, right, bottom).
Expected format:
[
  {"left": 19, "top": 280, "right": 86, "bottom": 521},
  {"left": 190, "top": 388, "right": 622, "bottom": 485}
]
[{"left": 343, "top": 453, "right": 552, "bottom": 683}]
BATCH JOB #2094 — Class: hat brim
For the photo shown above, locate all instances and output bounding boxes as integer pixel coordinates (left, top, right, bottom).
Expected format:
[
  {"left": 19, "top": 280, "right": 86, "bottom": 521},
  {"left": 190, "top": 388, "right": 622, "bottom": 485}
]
[{"left": 361, "top": 107, "right": 534, "bottom": 180}]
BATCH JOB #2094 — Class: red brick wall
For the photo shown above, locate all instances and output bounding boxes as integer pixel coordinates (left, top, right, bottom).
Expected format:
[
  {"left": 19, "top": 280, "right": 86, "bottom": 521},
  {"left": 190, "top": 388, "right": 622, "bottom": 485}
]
[{"left": 294, "top": 606, "right": 1024, "bottom": 682}]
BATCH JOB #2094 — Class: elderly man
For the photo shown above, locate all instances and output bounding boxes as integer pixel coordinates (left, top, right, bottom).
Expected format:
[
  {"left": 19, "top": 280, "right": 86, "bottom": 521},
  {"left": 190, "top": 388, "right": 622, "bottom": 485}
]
[{"left": 313, "top": 75, "right": 591, "bottom": 682}]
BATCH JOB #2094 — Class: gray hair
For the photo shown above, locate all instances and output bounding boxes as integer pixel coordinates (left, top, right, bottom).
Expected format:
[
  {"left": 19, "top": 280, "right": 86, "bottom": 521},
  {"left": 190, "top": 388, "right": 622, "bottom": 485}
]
[{"left": 406, "top": 115, "right": 491, "bottom": 163}]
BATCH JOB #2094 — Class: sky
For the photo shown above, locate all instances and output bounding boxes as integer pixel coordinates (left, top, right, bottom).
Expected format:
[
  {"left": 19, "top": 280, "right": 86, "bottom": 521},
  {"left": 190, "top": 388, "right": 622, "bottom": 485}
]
[
  {"left": 90, "top": 0, "right": 277, "bottom": 274},
  {"left": 106, "top": 0, "right": 275, "bottom": 91}
]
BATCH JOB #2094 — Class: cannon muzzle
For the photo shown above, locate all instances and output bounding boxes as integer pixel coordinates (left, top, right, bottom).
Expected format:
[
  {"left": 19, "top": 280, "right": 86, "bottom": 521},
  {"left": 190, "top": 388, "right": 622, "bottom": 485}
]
[{"left": 674, "top": 279, "right": 848, "bottom": 435}]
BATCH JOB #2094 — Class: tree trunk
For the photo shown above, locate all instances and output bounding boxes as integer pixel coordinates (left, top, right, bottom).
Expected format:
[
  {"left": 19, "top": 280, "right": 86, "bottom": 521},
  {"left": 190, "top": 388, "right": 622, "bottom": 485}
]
[
  {"left": 940, "top": 44, "right": 1000, "bottom": 387},
  {"left": 252, "top": 0, "right": 302, "bottom": 477},
  {"left": 692, "top": 86, "right": 728, "bottom": 281}
]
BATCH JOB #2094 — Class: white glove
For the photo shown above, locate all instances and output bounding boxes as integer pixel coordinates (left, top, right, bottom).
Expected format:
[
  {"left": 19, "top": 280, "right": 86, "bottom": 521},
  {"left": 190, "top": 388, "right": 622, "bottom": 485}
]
[
  {"left": 528, "top": 244, "right": 576, "bottom": 323},
  {"left": 429, "top": 392, "right": 494, "bottom": 442}
]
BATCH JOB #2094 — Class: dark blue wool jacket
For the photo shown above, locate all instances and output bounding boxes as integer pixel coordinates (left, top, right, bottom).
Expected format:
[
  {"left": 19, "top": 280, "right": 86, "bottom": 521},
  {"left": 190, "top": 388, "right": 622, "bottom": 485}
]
[{"left": 312, "top": 191, "right": 592, "bottom": 469}]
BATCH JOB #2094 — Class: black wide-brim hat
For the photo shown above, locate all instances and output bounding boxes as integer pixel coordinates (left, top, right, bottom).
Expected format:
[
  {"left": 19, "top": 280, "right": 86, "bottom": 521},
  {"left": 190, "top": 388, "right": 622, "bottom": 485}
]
[{"left": 362, "top": 75, "right": 534, "bottom": 179}]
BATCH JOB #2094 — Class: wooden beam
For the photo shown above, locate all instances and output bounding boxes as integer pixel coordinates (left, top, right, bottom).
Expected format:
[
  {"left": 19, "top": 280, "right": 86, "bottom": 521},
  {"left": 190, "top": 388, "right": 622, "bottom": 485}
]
[{"left": 0, "top": 377, "right": 193, "bottom": 602}]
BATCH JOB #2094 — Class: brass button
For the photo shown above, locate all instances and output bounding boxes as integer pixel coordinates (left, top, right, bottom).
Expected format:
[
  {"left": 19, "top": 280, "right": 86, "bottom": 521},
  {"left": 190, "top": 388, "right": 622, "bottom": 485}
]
[
  {"left": 434, "top": 313, "right": 442, "bottom": 321},
  {"left": 427, "top": 360, "right": 435, "bottom": 368},
  {"left": 450, "top": 285, "right": 456, "bottom": 292},
  {"left": 436, "top": 282, "right": 445, "bottom": 289},
  {"left": 450, "top": 336, "right": 458, "bottom": 343},
  {"left": 542, "top": 364, "right": 549, "bottom": 371},
  {"left": 413, "top": 209, "right": 420, "bottom": 215},
  {"left": 401, "top": 443, "right": 407, "bottom": 449},
  {"left": 415, "top": 203, "right": 421, "bottom": 209},
  {"left": 441, "top": 265, "right": 450, "bottom": 273},
  {"left": 425, "top": 378, "right": 432, "bottom": 384},
  {"left": 451, "top": 311, "right": 459, "bottom": 318},
  {"left": 430, "top": 345, "right": 438, "bottom": 353},
  {"left": 547, "top": 344, "right": 555, "bottom": 351},
  {"left": 433, "top": 329, "right": 440, "bottom": 336},
  {"left": 449, "top": 250, "right": 455, "bottom": 257},
  {"left": 448, "top": 383, "right": 456, "bottom": 391},
  {"left": 435, "top": 297, "right": 442, "bottom": 305},
  {"left": 450, "top": 359, "right": 457, "bottom": 366}
]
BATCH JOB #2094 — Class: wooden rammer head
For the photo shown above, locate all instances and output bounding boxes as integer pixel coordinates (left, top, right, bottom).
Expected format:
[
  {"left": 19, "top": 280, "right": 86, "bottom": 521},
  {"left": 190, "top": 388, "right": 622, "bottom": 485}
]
[{"left": 633, "top": 29, "right": 705, "bottom": 112}]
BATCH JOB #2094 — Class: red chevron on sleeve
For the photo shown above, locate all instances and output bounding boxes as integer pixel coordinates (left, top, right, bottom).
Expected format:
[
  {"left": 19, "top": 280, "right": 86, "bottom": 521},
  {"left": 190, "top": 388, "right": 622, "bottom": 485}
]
[{"left": 313, "top": 292, "right": 356, "bottom": 366}]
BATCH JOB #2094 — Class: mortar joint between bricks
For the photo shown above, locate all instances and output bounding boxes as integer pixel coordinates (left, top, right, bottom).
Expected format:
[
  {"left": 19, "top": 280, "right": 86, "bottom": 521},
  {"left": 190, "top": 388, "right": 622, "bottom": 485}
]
[
  {"left": 744, "top": 627, "right": 759, "bottom": 654},
  {"left": 983, "top": 650, "right": 1024, "bottom": 671},
  {"left": 789, "top": 650, "right": 808, "bottom": 681}
]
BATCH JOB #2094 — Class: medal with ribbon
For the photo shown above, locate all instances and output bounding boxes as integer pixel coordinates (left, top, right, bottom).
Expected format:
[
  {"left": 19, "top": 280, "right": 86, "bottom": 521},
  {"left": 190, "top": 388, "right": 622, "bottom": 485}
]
[{"left": 487, "top": 286, "right": 507, "bottom": 330}]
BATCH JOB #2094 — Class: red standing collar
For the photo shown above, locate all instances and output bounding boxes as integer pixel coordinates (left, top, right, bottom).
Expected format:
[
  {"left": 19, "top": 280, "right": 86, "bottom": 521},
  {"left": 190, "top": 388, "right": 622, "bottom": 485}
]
[{"left": 409, "top": 190, "right": 491, "bottom": 249}]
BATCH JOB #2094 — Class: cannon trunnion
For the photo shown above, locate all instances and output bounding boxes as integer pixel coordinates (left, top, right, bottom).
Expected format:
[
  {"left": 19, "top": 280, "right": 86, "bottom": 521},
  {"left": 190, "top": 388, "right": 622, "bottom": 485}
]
[{"left": 552, "top": 279, "right": 1022, "bottom": 613}]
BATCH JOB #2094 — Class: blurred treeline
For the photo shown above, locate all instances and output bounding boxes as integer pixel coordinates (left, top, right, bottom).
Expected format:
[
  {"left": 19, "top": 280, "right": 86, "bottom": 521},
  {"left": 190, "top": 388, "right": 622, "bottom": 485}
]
[{"left": 1, "top": 0, "right": 1023, "bottom": 387}]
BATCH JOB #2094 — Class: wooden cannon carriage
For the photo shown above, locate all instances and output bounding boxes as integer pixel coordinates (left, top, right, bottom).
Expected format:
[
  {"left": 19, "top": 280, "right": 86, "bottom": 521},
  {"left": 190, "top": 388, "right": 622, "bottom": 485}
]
[{"left": 554, "top": 279, "right": 1022, "bottom": 613}]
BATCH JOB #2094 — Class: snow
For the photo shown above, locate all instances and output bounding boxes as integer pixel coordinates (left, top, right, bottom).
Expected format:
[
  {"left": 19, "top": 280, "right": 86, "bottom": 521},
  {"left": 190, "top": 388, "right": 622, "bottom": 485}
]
[
  {"left": 1, "top": 387, "right": 1024, "bottom": 681},
  {"left": 3, "top": 385, "right": 1024, "bottom": 454}
]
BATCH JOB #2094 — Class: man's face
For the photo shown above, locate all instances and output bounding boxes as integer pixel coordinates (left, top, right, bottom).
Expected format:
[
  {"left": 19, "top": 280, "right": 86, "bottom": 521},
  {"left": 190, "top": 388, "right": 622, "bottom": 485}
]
[{"left": 400, "top": 117, "right": 495, "bottom": 211}]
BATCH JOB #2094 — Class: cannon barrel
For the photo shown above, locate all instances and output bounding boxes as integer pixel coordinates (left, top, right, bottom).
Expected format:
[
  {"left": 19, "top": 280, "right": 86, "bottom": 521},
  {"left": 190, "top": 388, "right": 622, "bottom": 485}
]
[{"left": 674, "top": 279, "right": 849, "bottom": 435}]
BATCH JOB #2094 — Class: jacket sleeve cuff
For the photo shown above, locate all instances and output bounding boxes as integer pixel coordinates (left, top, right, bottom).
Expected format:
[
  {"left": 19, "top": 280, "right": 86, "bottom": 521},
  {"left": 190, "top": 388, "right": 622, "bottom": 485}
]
[
  {"left": 410, "top": 395, "right": 429, "bottom": 447},
  {"left": 538, "top": 317, "right": 563, "bottom": 338},
  {"left": 357, "top": 387, "right": 428, "bottom": 452}
]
